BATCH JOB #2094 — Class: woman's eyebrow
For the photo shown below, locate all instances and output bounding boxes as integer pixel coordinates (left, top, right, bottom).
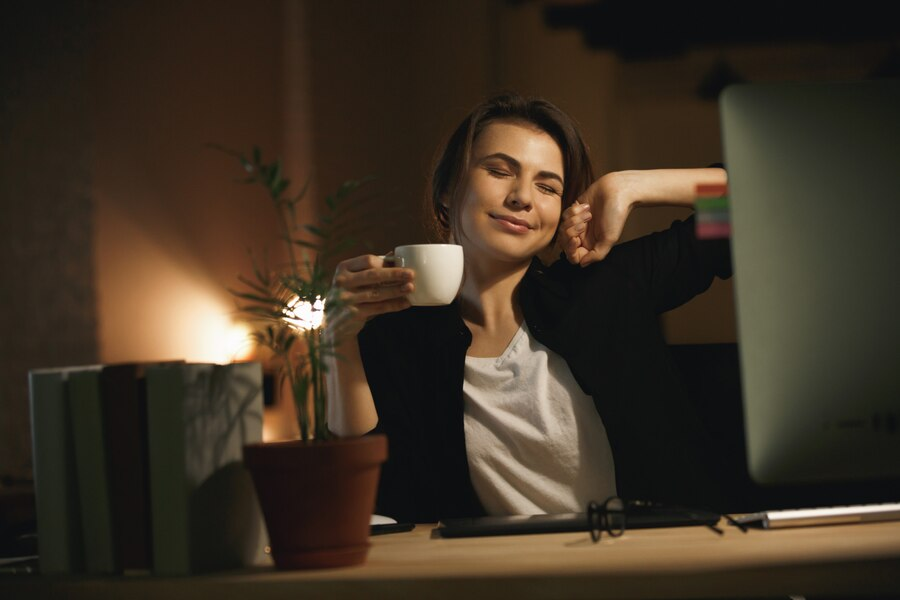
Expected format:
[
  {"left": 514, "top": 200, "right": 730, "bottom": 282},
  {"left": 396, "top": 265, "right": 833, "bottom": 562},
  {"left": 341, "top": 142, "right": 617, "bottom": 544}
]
[{"left": 480, "top": 152, "right": 564, "bottom": 185}]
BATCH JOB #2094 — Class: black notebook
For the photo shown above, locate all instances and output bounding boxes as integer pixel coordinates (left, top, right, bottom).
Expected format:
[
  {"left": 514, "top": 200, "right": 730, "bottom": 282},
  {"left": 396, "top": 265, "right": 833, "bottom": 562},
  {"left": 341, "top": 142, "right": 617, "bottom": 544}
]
[{"left": 435, "top": 502, "right": 720, "bottom": 538}]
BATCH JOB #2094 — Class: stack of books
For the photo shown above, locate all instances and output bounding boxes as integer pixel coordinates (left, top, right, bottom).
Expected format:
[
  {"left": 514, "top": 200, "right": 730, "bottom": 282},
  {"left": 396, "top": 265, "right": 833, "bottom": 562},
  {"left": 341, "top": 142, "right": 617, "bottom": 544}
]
[
  {"left": 695, "top": 183, "right": 730, "bottom": 240},
  {"left": 28, "top": 362, "right": 267, "bottom": 576}
]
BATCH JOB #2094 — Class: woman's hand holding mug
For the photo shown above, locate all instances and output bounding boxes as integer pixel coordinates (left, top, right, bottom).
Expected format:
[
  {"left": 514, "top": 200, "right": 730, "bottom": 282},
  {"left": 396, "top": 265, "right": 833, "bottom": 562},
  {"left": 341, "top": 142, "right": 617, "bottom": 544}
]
[
  {"left": 326, "top": 244, "right": 464, "bottom": 340},
  {"left": 327, "top": 254, "right": 414, "bottom": 339}
]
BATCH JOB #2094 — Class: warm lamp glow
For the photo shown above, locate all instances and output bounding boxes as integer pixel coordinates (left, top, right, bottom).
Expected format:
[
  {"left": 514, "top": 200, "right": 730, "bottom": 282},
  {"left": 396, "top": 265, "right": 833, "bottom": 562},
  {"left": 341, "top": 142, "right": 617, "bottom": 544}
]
[
  {"left": 202, "top": 313, "right": 256, "bottom": 363},
  {"left": 168, "top": 290, "right": 256, "bottom": 363},
  {"left": 96, "top": 180, "right": 259, "bottom": 365}
]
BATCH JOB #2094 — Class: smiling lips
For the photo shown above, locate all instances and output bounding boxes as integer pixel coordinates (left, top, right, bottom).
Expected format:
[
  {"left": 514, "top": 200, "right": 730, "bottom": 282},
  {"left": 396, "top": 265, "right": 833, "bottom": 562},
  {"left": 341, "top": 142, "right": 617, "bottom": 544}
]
[{"left": 490, "top": 213, "right": 533, "bottom": 233}]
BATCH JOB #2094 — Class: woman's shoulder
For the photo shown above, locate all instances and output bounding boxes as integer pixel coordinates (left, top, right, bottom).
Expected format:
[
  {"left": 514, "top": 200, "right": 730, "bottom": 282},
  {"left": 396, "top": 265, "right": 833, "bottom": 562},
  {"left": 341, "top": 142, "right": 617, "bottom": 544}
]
[
  {"left": 521, "top": 252, "right": 628, "bottom": 314},
  {"left": 526, "top": 215, "right": 726, "bottom": 295},
  {"left": 528, "top": 246, "right": 627, "bottom": 287}
]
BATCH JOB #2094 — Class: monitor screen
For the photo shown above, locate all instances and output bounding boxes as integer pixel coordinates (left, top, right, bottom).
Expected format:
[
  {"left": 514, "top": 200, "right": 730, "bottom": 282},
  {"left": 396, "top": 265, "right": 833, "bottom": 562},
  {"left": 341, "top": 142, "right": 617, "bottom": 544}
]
[{"left": 720, "top": 79, "right": 900, "bottom": 486}]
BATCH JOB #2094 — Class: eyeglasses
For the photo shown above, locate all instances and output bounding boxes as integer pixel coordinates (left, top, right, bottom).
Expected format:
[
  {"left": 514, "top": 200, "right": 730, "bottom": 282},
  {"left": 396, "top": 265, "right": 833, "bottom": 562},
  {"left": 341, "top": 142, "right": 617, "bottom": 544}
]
[
  {"left": 711, "top": 512, "right": 749, "bottom": 535},
  {"left": 587, "top": 496, "right": 626, "bottom": 542},
  {"left": 587, "top": 497, "right": 748, "bottom": 542}
]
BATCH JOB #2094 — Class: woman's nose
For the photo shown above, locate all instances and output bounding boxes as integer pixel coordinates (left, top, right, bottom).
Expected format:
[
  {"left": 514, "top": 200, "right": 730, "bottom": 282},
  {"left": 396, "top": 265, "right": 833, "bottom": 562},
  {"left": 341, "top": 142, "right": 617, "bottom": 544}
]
[{"left": 507, "top": 182, "right": 533, "bottom": 209}]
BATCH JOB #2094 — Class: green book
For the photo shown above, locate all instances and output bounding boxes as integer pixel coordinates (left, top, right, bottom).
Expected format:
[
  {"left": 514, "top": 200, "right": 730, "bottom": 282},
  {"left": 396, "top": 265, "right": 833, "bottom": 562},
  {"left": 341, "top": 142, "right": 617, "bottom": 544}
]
[
  {"left": 69, "top": 369, "right": 118, "bottom": 574},
  {"left": 28, "top": 367, "right": 92, "bottom": 574}
]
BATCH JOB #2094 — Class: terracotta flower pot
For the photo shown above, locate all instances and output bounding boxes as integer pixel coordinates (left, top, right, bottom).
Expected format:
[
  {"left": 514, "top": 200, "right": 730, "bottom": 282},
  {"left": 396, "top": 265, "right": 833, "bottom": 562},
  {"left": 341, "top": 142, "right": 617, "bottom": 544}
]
[{"left": 243, "top": 434, "right": 388, "bottom": 569}]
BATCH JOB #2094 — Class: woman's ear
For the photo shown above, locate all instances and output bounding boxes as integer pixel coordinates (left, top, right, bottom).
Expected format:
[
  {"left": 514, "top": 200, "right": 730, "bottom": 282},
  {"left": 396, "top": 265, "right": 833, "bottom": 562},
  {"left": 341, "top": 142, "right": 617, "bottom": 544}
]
[
  {"left": 439, "top": 197, "right": 453, "bottom": 240},
  {"left": 438, "top": 196, "right": 451, "bottom": 225}
]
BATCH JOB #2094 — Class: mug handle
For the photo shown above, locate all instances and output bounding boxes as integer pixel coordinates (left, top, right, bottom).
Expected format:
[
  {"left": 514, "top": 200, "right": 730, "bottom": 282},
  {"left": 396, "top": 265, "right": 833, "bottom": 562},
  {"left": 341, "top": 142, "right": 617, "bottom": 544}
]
[{"left": 379, "top": 255, "right": 405, "bottom": 268}]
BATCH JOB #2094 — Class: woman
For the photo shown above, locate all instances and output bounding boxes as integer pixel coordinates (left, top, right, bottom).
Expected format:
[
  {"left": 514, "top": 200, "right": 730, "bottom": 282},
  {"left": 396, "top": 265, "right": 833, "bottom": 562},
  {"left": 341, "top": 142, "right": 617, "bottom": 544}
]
[{"left": 325, "top": 93, "right": 731, "bottom": 522}]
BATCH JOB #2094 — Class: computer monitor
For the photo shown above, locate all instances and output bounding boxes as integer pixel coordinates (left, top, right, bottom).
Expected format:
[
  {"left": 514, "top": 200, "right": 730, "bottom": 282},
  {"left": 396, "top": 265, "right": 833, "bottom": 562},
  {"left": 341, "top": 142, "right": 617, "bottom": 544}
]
[{"left": 720, "top": 79, "right": 900, "bottom": 487}]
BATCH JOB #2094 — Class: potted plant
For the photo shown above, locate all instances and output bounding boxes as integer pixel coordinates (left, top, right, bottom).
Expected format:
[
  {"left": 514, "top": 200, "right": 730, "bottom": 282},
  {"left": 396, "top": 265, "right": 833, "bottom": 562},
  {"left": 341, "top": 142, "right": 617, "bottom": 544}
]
[{"left": 215, "top": 145, "right": 387, "bottom": 570}]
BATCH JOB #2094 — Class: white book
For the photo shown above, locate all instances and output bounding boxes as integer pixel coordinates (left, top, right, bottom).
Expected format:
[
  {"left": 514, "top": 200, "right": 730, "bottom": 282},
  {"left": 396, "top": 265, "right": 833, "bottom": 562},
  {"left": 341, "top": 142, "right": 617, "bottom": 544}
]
[
  {"left": 145, "top": 362, "right": 267, "bottom": 575},
  {"left": 28, "top": 366, "right": 97, "bottom": 574},
  {"left": 68, "top": 369, "right": 117, "bottom": 574}
]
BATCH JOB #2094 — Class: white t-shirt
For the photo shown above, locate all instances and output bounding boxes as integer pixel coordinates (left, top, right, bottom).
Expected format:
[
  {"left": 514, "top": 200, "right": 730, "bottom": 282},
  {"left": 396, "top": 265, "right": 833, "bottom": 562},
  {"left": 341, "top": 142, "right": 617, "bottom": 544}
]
[{"left": 463, "top": 322, "right": 617, "bottom": 515}]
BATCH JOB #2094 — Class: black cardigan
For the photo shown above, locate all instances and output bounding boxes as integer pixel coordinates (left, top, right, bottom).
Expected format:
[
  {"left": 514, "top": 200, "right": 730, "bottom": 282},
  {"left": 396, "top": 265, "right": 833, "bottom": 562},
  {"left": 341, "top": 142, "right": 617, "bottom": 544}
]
[{"left": 358, "top": 216, "right": 733, "bottom": 522}]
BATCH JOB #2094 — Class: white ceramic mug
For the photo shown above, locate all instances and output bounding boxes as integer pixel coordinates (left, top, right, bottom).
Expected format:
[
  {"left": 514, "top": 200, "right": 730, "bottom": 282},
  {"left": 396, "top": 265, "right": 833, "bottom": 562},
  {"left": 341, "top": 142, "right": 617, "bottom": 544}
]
[{"left": 385, "top": 244, "right": 463, "bottom": 306}]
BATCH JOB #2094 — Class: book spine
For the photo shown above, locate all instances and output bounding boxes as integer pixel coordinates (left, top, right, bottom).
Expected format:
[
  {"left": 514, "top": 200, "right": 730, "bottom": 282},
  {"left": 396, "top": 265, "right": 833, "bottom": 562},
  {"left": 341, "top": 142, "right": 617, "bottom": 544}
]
[
  {"left": 146, "top": 365, "right": 191, "bottom": 576},
  {"left": 28, "top": 370, "right": 84, "bottom": 574},
  {"left": 101, "top": 364, "right": 152, "bottom": 570},
  {"left": 69, "top": 369, "right": 119, "bottom": 574}
]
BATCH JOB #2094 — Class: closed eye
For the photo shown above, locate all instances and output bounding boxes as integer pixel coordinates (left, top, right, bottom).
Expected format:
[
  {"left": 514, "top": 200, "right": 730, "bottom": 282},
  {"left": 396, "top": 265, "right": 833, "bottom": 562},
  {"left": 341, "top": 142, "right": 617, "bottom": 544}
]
[
  {"left": 485, "top": 166, "right": 511, "bottom": 178},
  {"left": 538, "top": 183, "right": 562, "bottom": 196}
]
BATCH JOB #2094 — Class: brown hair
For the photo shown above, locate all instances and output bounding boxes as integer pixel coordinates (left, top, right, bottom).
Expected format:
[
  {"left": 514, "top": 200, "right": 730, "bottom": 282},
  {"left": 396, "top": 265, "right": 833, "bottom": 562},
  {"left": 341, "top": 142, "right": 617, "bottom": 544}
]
[{"left": 427, "top": 92, "right": 595, "bottom": 243}]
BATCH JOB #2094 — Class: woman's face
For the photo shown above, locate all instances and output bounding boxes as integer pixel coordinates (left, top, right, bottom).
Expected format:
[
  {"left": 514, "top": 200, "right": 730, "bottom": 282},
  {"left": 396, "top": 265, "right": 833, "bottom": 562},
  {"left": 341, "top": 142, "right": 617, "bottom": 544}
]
[{"left": 455, "top": 120, "right": 565, "bottom": 267}]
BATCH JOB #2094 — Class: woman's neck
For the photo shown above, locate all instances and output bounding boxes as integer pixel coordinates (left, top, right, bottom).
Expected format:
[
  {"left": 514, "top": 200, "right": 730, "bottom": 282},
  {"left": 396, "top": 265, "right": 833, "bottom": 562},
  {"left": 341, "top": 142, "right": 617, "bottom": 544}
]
[{"left": 458, "top": 258, "right": 531, "bottom": 332}]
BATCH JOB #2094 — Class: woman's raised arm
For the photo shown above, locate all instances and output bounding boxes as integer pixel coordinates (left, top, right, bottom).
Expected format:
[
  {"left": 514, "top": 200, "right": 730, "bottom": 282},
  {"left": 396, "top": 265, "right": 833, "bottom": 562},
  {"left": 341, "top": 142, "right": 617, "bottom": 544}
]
[
  {"left": 559, "top": 168, "right": 728, "bottom": 266},
  {"left": 324, "top": 254, "right": 413, "bottom": 437}
]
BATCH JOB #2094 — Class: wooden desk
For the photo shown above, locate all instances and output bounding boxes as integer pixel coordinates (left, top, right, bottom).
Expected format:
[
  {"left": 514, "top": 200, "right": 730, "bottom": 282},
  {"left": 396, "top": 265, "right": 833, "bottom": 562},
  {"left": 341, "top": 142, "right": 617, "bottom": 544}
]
[{"left": 4, "top": 520, "right": 900, "bottom": 599}]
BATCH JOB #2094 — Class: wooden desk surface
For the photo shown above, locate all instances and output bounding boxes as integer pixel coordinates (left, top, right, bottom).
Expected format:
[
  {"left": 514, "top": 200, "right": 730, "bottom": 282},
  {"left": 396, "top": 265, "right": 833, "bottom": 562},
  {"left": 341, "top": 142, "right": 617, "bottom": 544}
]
[{"left": 4, "top": 520, "right": 900, "bottom": 599}]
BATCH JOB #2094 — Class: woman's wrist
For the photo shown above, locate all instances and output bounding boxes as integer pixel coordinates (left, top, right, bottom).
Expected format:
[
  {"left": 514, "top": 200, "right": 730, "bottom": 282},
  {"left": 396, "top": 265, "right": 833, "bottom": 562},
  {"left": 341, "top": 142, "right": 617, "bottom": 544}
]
[
  {"left": 625, "top": 168, "right": 727, "bottom": 209},
  {"left": 597, "top": 170, "right": 643, "bottom": 214}
]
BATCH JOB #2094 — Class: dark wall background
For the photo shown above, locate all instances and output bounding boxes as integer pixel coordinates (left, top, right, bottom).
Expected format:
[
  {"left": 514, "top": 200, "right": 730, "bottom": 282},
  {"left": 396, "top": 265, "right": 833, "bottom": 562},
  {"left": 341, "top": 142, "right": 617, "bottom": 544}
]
[{"left": 1, "top": 1, "right": 98, "bottom": 484}]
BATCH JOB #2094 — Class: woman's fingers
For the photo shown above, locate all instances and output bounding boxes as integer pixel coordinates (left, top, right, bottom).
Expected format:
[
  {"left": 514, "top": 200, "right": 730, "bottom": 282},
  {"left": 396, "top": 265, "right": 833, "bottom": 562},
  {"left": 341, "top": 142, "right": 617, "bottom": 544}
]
[
  {"left": 559, "top": 199, "right": 624, "bottom": 266},
  {"left": 560, "top": 202, "right": 591, "bottom": 226},
  {"left": 559, "top": 203, "right": 593, "bottom": 264},
  {"left": 340, "top": 281, "right": 414, "bottom": 306},
  {"left": 566, "top": 247, "right": 587, "bottom": 264},
  {"left": 559, "top": 204, "right": 591, "bottom": 239},
  {"left": 333, "top": 255, "right": 414, "bottom": 291},
  {"left": 336, "top": 253, "right": 383, "bottom": 272},
  {"left": 329, "top": 293, "right": 412, "bottom": 337},
  {"left": 328, "top": 254, "right": 416, "bottom": 331}
]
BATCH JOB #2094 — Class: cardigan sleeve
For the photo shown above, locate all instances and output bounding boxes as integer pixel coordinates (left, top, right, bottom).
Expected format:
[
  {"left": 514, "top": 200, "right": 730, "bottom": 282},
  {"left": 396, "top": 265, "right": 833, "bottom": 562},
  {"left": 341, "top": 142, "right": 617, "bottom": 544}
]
[{"left": 604, "top": 215, "right": 732, "bottom": 314}]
